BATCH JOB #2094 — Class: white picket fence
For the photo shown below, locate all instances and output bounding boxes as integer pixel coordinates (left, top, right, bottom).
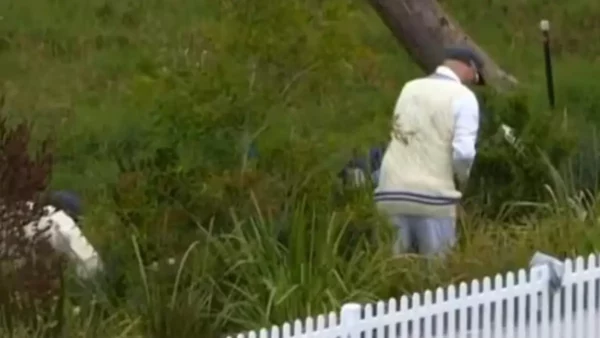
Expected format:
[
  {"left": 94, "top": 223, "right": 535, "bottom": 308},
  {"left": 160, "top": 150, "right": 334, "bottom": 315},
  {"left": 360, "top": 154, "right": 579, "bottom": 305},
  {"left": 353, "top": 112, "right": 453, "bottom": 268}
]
[{"left": 228, "top": 253, "right": 600, "bottom": 338}]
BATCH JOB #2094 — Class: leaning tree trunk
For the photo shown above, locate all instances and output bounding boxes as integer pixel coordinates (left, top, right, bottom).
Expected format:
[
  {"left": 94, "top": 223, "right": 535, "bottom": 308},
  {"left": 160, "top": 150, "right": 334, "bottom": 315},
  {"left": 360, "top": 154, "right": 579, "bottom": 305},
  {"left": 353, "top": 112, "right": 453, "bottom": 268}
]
[{"left": 367, "top": 0, "right": 519, "bottom": 91}]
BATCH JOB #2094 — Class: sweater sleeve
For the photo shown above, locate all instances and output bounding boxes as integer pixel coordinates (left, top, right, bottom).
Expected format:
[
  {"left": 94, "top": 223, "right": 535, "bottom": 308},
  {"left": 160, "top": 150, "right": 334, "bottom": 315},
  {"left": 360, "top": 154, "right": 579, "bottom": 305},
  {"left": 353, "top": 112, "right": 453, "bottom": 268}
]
[
  {"left": 451, "top": 92, "right": 480, "bottom": 185},
  {"left": 50, "top": 211, "right": 105, "bottom": 279}
]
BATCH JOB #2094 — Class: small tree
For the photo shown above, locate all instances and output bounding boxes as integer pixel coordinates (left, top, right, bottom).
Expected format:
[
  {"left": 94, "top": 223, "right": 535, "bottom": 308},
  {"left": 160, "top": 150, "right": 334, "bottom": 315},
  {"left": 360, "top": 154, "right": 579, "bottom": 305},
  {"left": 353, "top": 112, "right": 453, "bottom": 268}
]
[{"left": 0, "top": 106, "right": 60, "bottom": 333}]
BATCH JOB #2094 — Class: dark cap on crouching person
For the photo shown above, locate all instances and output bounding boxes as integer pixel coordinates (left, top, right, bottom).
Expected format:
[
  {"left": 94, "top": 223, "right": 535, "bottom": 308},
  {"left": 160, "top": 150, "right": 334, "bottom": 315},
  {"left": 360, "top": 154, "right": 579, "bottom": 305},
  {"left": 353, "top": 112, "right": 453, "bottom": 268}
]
[
  {"left": 443, "top": 46, "right": 486, "bottom": 85},
  {"left": 47, "top": 190, "right": 83, "bottom": 222}
]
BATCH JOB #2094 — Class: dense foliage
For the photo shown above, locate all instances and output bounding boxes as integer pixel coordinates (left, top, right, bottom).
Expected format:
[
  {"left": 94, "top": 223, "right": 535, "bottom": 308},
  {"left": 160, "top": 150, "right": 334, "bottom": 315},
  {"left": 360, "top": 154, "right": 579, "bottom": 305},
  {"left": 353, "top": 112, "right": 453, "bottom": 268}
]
[{"left": 1, "top": 0, "right": 600, "bottom": 336}]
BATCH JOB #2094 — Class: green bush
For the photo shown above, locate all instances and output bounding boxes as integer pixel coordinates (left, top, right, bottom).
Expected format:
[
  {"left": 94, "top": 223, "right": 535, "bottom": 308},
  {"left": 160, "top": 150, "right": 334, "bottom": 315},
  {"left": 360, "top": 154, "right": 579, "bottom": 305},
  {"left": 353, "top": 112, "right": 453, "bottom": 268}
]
[
  {"left": 0, "top": 115, "right": 64, "bottom": 335},
  {"left": 464, "top": 90, "right": 578, "bottom": 218}
]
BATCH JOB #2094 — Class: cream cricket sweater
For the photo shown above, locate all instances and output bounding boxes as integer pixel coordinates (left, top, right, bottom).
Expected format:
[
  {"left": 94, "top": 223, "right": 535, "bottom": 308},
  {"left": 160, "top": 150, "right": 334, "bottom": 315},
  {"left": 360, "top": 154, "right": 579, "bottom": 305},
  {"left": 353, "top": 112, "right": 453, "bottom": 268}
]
[{"left": 374, "top": 71, "right": 477, "bottom": 218}]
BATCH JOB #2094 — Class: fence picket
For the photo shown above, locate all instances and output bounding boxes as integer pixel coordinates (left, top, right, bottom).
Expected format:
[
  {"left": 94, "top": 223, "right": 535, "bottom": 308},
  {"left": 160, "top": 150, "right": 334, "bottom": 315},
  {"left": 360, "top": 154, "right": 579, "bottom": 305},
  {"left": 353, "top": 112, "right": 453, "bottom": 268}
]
[
  {"left": 516, "top": 270, "right": 527, "bottom": 338},
  {"left": 282, "top": 322, "right": 291, "bottom": 338},
  {"left": 505, "top": 272, "right": 515, "bottom": 336},
  {"left": 399, "top": 295, "right": 409, "bottom": 337},
  {"left": 304, "top": 317, "right": 314, "bottom": 335},
  {"left": 316, "top": 314, "right": 326, "bottom": 331},
  {"left": 586, "top": 254, "right": 597, "bottom": 338},
  {"left": 434, "top": 288, "right": 444, "bottom": 337},
  {"left": 375, "top": 301, "right": 386, "bottom": 336},
  {"left": 575, "top": 257, "right": 586, "bottom": 338},
  {"left": 458, "top": 282, "right": 468, "bottom": 335},
  {"left": 564, "top": 259, "right": 574, "bottom": 337},
  {"left": 365, "top": 303, "right": 374, "bottom": 338},
  {"left": 422, "top": 290, "right": 432, "bottom": 337},
  {"left": 270, "top": 325, "right": 280, "bottom": 338},
  {"left": 328, "top": 312, "right": 337, "bottom": 337},
  {"left": 446, "top": 285, "right": 457, "bottom": 338},
  {"left": 491, "top": 274, "right": 503, "bottom": 336},
  {"left": 411, "top": 292, "right": 421, "bottom": 338},
  {"left": 480, "top": 277, "right": 491, "bottom": 338},
  {"left": 539, "top": 268, "right": 550, "bottom": 338}
]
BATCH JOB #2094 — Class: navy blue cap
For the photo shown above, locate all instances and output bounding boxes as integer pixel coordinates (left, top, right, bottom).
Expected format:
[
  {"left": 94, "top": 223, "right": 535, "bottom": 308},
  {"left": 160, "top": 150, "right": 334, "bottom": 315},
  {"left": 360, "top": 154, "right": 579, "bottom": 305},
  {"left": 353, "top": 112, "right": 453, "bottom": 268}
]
[
  {"left": 444, "top": 46, "right": 485, "bottom": 85},
  {"left": 48, "top": 190, "right": 83, "bottom": 219}
]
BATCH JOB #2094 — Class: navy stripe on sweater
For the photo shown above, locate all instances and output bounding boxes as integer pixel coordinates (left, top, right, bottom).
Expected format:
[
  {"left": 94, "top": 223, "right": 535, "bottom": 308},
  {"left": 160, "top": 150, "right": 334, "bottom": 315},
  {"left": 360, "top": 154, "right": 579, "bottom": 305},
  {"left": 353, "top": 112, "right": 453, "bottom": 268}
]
[{"left": 374, "top": 191, "right": 459, "bottom": 206}]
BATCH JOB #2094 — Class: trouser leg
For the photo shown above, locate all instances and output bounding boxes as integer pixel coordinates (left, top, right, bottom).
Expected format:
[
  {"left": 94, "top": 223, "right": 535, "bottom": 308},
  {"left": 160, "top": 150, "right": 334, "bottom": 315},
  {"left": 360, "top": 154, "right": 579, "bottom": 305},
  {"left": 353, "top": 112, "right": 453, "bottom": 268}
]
[
  {"left": 387, "top": 214, "right": 456, "bottom": 257},
  {"left": 387, "top": 214, "right": 414, "bottom": 255},
  {"left": 412, "top": 216, "right": 456, "bottom": 257}
]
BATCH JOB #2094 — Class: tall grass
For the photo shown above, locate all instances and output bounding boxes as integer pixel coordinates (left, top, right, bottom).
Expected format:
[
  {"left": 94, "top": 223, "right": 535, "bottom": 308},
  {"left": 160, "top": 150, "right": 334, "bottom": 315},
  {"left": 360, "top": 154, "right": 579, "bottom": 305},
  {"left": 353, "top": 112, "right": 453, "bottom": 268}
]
[{"left": 23, "top": 175, "right": 600, "bottom": 337}]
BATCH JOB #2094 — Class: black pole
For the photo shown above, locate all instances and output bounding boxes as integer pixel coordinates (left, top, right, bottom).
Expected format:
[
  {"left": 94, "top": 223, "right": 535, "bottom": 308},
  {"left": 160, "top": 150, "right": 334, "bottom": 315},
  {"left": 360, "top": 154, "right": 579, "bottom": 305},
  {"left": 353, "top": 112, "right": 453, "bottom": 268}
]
[{"left": 541, "top": 19, "right": 555, "bottom": 109}]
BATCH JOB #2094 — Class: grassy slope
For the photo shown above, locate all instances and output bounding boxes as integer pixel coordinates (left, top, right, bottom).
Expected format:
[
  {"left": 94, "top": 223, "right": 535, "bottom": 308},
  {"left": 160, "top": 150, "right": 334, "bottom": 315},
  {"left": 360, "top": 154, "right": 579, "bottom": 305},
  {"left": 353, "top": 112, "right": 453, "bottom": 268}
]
[{"left": 1, "top": 0, "right": 600, "bottom": 336}]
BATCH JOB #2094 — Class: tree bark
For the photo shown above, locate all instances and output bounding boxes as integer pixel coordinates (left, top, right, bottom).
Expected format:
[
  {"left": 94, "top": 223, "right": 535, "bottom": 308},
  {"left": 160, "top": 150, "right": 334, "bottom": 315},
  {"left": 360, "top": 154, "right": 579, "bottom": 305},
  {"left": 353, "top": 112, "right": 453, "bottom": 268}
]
[{"left": 367, "top": 0, "right": 519, "bottom": 91}]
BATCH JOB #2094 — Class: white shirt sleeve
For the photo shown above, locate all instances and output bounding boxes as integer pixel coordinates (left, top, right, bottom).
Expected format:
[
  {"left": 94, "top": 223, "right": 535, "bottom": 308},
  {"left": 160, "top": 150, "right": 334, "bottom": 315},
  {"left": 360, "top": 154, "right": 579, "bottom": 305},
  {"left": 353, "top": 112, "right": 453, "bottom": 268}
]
[
  {"left": 49, "top": 211, "right": 104, "bottom": 279},
  {"left": 452, "top": 92, "right": 480, "bottom": 185}
]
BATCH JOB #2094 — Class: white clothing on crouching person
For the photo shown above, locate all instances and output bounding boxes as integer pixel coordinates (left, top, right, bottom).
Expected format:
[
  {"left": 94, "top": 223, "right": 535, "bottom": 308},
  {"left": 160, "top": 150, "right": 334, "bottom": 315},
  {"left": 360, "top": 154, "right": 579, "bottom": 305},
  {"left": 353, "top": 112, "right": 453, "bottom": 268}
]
[{"left": 375, "top": 64, "right": 481, "bottom": 257}]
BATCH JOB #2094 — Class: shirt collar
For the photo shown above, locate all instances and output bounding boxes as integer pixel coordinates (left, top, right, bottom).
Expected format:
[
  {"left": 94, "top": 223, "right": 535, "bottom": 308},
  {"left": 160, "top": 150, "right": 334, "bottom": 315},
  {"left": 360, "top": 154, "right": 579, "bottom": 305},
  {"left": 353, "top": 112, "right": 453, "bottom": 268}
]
[{"left": 434, "top": 66, "right": 461, "bottom": 82}]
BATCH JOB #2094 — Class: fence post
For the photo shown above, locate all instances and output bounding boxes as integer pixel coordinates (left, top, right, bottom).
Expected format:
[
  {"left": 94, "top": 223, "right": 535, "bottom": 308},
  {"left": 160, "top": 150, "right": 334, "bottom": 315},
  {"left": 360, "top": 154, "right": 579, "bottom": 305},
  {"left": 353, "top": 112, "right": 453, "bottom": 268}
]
[
  {"left": 530, "top": 251, "right": 565, "bottom": 293},
  {"left": 340, "top": 303, "right": 362, "bottom": 338}
]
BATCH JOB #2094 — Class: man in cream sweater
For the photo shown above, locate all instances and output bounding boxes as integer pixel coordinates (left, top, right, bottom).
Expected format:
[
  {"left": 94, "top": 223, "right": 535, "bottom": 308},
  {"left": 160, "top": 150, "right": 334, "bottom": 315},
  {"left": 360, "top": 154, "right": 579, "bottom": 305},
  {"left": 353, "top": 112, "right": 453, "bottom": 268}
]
[{"left": 375, "top": 46, "right": 484, "bottom": 257}]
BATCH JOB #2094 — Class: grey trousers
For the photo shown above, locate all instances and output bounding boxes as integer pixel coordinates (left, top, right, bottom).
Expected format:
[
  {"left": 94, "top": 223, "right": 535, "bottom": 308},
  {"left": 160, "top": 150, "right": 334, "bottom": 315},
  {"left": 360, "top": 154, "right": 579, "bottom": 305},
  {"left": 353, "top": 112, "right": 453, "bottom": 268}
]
[{"left": 388, "top": 214, "right": 456, "bottom": 257}]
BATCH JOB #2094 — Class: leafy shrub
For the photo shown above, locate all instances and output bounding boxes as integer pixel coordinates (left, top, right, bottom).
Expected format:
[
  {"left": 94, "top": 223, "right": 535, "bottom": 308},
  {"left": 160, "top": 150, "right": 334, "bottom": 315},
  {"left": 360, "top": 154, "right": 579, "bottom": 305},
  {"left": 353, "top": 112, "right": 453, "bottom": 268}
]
[
  {"left": 464, "top": 90, "right": 578, "bottom": 218},
  {"left": 0, "top": 110, "right": 62, "bottom": 334}
]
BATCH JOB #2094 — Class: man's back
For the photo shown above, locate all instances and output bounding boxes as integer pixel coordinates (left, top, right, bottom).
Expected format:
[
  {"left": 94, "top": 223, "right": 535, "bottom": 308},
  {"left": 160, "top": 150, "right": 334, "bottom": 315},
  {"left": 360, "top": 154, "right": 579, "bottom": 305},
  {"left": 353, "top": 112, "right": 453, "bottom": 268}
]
[
  {"left": 375, "top": 74, "right": 474, "bottom": 218},
  {"left": 375, "top": 48, "right": 484, "bottom": 257}
]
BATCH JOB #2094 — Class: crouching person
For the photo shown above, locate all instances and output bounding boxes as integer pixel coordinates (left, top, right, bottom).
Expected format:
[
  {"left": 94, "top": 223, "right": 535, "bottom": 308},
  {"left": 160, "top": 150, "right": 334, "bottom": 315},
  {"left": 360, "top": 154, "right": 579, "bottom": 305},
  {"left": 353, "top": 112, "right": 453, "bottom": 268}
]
[{"left": 374, "top": 47, "right": 484, "bottom": 258}]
